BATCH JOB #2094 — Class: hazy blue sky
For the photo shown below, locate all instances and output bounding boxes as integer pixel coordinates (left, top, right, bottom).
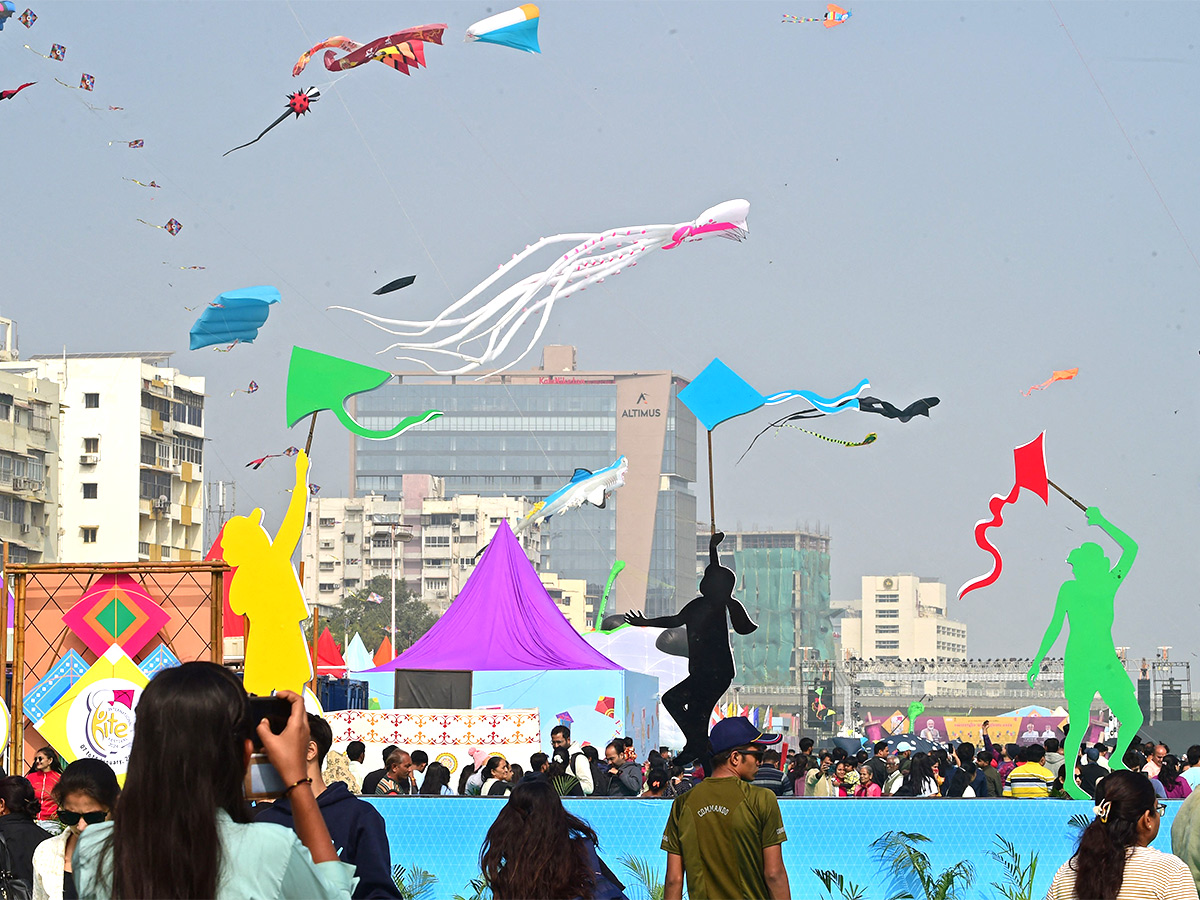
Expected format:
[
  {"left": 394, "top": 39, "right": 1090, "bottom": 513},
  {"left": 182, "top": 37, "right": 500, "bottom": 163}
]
[{"left": 3, "top": 2, "right": 1197, "bottom": 662}]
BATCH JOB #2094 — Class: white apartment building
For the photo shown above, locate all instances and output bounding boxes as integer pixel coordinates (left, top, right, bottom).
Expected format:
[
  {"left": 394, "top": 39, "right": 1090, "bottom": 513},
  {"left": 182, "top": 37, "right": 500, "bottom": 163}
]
[
  {"left": 420, "top": 494, "right": 539, "bottom": 616},
  {"left": 838, "top": 574, "right": 968, "bottom": 662},
  {"left": 0, "top": 351, "right": 205, "bottom": 563},
  {"left": 301, "top": 481, "right": 540, "bottom": 615},
  {"left": 0, "top": 321, "right": 61, "bottom": 564}
]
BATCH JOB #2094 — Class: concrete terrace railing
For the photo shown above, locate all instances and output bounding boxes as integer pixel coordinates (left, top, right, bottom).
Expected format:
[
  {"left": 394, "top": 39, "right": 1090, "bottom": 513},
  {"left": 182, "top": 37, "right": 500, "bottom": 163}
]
[{"left": 363, "top": 796, "right": 1188, "bottom": 900}]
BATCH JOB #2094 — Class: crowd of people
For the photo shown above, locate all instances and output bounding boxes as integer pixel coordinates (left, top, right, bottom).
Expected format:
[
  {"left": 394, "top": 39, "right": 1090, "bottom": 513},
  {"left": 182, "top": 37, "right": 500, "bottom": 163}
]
[{"left": 4, "top": 672, "right": 1200, "bottom": 898}]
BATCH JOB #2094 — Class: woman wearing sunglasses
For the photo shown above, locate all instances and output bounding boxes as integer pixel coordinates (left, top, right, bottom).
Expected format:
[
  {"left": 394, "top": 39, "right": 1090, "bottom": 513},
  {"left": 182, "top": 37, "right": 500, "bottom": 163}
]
[
  {"left": 1045, "top": 769, "right": 1197, "bottom": 900},
  {"left": 0, "top": 776, "right": 53, "bottom": 892},
  {"left": 31, "top": 759, "right": 119, "bottom": 900}
]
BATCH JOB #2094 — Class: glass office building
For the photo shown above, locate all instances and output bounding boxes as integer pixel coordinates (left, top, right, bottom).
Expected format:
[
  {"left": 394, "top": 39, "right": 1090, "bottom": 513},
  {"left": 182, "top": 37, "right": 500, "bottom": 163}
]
[{"left": 351, "top": 347, "right": 697, "bottom": 617}]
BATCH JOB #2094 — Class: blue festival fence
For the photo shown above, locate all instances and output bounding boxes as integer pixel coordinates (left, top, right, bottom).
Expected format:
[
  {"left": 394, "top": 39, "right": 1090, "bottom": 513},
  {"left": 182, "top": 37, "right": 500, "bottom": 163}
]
[{"left": 363, "top": 797, "right": 1186, "bottom": 899}]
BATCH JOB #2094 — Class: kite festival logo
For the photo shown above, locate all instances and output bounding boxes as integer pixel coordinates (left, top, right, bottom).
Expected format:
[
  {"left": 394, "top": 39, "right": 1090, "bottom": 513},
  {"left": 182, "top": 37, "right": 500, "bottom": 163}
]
[{"left": 64, "top": 678, "right": 141, "bottom": 773}]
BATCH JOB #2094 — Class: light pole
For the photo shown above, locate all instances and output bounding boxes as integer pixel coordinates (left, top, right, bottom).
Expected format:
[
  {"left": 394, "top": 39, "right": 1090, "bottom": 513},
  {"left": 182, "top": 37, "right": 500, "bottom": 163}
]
[{"left": 370, "top": 513, "right": 412, "bottom": 659}]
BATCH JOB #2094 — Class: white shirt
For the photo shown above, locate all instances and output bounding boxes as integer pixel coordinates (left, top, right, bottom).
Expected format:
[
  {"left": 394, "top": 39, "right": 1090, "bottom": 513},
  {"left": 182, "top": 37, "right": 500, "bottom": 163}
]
[{"left": 1046, "top": 846, "right": 1198, "bottom": 900}]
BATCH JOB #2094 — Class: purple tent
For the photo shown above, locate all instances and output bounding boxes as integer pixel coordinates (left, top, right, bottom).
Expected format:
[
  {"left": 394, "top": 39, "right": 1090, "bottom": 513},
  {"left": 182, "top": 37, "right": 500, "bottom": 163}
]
[{"left": 367, "top": 519, "right": 621, "bottom": 672}]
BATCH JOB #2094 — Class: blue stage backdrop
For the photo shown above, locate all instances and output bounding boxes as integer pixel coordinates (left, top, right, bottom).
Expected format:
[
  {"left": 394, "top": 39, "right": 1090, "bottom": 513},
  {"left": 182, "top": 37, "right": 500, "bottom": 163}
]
[{"left": 363, "top": 797, "right": 1187, "bottom": 900}]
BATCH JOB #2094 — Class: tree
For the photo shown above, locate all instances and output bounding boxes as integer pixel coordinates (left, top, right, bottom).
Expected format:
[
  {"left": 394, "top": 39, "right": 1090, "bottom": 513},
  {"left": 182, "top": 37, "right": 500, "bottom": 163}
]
[{"left": 309, "top": 576, "right": 439, "bottom": 657}]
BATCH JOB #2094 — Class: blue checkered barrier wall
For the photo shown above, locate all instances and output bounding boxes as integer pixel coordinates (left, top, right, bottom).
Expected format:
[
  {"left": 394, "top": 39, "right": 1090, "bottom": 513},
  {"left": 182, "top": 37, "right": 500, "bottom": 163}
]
[{"left": 363, "top": 797, "right": 1188, "bottom": 899}]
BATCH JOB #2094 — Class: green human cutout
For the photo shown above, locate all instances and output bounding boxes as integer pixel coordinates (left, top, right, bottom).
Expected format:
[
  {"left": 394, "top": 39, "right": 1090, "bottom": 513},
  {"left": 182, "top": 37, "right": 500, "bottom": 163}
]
[{"left": 1028, "top": 506, "right": 1140, "bottom": 800}]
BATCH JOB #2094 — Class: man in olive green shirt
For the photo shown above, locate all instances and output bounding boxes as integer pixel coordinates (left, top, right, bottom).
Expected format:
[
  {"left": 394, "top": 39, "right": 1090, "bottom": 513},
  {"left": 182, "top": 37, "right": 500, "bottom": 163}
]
[{"left": 662, "top": 717, "right": 791, "bottom": 900}]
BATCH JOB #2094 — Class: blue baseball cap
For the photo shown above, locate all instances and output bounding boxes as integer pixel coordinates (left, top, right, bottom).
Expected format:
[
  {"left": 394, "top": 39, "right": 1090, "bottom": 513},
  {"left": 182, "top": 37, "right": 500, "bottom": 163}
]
[{"left": 710, "top": 717, "right": 782, "bottom": 754}]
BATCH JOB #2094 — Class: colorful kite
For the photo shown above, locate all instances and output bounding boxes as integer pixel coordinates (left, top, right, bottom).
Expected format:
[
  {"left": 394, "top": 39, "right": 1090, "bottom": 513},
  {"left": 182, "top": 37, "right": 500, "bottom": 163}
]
[
  {"left": 19, "top": 8, "right": 34, "bottom": 27},
  {"left": 245, "top": 446, "right": 299, "bottom": 470},
  {"left": 1023, "top": 367, "right": 1079, "bottom": 396},
  {"left": 231, "top": 380, "right": 259, "bottom": 396},
  {"left": 957, "top": 432, "right": 1049, "bottom": 600},
  {"left": 466, "top": 5, "right": 541, "bottom": 53},
  {"left": 513, "top": 456, "right": 628, "bottom": 535},
  {"left": 123, "top": 178, "right": 158, "bottom": 188},
  {"left": 113, "top": 141, "right": 146, "bottom": 149},
  {"left": 782, "top": 4, "right": 851, "bottom": 26},
  {"left": 0, "top": 82, "right": 34, "bottom": 102},
  {"left": 78, "top": 73, "right": 94, "bottom": 91},
  {"left": 775, "top": 428, "right": 876, "bottom": 448},
  {"left": 308, "top": 484, "right": 321, "bottom": 496},
  {"left": 286, "top": 346, "right": 443, "bottom": 440},
  {"left": 332, "top": 199, "right": 750, "bottom": 375},
  {"left": 555, "top": 710, "right": 574, "bottom": 727},
  {"left": 595, "top": 696, "right": 616, "bottom": 718},
  {"left": 138, "top": 217, "right": 182, "bottom": 235},
  {"left": 189, "top": 286, "right": 280, "bottom": 350},
  {"left": 374, "top": 275, "right": 416, "bottom": 295},
  {"left": 297, "top": 25, "right": 446, "bottom": 75},
  {"left": 224, "top": 88, "right": 319, "bottom": 157},
  {"left": 25, "top": 42, "right": 62, "bottom": 59}
]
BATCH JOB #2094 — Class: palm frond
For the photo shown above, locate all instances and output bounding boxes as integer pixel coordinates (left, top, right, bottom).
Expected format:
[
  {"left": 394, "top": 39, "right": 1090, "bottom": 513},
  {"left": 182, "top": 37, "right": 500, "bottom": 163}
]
[
  {"left": 451, "top": 877, "right": 491, "bottom": 900},
  {"left": 620, "top": 854, "right": 665, "bottom": 900},
  {"left": 392, "top": 863, "right": 439, "bottom": 900},
  {"left": 812, "top": 869, "right": 867, "bottom": 900}
]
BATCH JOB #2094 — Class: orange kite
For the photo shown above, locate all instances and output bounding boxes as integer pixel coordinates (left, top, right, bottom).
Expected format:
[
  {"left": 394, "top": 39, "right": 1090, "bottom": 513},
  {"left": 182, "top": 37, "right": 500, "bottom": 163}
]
[{"left": 1023, "top": 368, "right": 1078, "bottom": 396}]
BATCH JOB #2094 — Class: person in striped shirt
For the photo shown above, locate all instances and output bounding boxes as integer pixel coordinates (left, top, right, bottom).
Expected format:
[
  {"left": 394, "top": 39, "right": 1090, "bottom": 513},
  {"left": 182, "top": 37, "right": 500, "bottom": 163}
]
[
  {"left": 1003, "top": 744, "right": 1056, "bottom": 798},
  {"left": 1047, "top": 770, "right": 1197, "bottom": 900}
]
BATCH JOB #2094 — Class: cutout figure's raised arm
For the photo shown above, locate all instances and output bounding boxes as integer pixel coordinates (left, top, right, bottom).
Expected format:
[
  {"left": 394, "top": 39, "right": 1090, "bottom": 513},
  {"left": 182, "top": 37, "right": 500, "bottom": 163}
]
[
  {"left": 626, "top": 609, "right": 685, "bottom": 629},
  {"left": 1087, "top": 506, "right": 1137, "bottom": 580},
  {"left": 275, "top": 449, "right": 311, "bottom": 555}
]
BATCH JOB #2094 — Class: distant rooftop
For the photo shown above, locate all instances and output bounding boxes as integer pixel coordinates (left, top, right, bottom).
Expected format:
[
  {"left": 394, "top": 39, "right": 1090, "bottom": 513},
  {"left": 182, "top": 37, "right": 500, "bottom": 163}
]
[{"left": 28, "top": 351, "right": 175, "bottom": 361}]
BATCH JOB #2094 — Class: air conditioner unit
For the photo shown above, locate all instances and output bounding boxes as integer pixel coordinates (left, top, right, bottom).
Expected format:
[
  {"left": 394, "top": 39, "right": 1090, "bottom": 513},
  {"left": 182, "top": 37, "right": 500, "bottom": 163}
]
[
  {"left": 153, "top": 497, "right": 169, "bottom": 511},
  {"left": 20, "top": 523, "right": 30, "bottom": 534},
  {"left": 80, "top": 453, "right": 99, "bottom": 465}
]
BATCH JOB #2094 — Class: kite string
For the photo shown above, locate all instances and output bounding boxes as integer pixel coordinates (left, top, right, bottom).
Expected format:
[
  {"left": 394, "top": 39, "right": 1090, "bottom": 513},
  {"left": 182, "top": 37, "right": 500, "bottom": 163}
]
[{"left": 1048, "top": 0, "right": 1200, "bottom": 275}]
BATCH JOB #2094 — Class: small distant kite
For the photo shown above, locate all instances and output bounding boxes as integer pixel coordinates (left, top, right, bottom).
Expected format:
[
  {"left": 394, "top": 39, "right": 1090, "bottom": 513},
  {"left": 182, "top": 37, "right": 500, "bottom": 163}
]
[
  {"left": 124, "top": 178, "right": 158, "bottom": 188},
  {"left": 782, "top": 3, "right": 851, "bottom": 26},
  {"left": 189, "top": 286, "right": 280, "bottom": 350},
  {"left": 19, "top": 8, "right": 35, "bottom": 28},
  {"left": 308, "top": 483, "right": 321, "bottom": 496},
  {"left": 857, "top": 396, "right": 940, "bottom": 422},
  {"left": 0, "top": 82, "right": 34, "bottom": 102},
  {"left": 555, "top": 711, "right": 573, "bottom": 727},
  {"left": 332, "top": 199, "right": 750, "bottom": 375},
  {"left": 245, "top": 446, "right": 300, "bottom": 470},
  {"left": 374, "top": 275, "right": 416, "bottom": 295},
  {"left": 231, "top": 380, "right": 259, "bottom": 396},
  {"left": 25, "top": 42, "right": 63, "bottom": 59},
  {"left": 595, "top": 696, "right": 616, "bottom": 718},
  {"left": 113, "top": 141, "right": 145, "bottom": 149},
  {"left": 88, "top": 103, "right": 124, "bottom": 111},
  {"left": 466, "top": 5, "right": 541, "bottom": 53},
  {"left": 138, "top": 217, "right": 182, "bottom": 235},
  {"left": 293, "top": 25, "right": 446, "bottom": 76},
  {"left": 224, "top": 88, "right": 318, "bottom": 157},
  {"left": 1023, "top": 368, "right": 1078, "bottom": 396},
  {"left": 55, "top": 72, "right": 92, "bottom": 90}
]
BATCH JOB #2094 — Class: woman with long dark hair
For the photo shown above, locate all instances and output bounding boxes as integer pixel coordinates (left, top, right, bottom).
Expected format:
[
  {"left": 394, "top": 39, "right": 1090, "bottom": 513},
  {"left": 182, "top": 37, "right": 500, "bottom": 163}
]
[
  {"left": 32, "top": 759, "right": 119, "bottom": 900},
  {"left": 1156, "top": 755, "right": 1192, "bottom": 800},
  {"left": 481, "top": 780, "right": 625, "bottom": 899},
  {"left": 418, "top": 762, "right": 453, "bottom": 796},
  {"left": 891, "top": 753, "right": 939, "bottom": 798},
  {"left": 27, "top": 747, "right": 62, "bottom": 823},
  {"left": 71, "top": 661, "right": 354, "bottom": 899},
  {"left": 1046, "top": 770, "right": 1196, "bottom": 899},
  {"left": 0, "top": 776, "right": 51, "bottom": 892}
]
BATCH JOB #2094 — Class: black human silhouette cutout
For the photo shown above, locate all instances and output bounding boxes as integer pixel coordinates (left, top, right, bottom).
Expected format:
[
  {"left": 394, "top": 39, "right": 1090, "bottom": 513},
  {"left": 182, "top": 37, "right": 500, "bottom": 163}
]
[{"left": 625, "top": 531, "right": 757, "bottom": 764}]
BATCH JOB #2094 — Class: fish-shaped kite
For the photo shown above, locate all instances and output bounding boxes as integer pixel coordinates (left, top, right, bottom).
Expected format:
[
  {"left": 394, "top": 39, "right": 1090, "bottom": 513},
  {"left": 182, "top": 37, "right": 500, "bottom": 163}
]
[
  {"left": 466, "top": 5, "right": 541, "bottom": 53},
  {"left": 293, "top": 25, "right": 446, "bottom": 76},
  {"left": 333, "top": 200, "right": 750, "bottom": 375},
  {"left": 1023, "top": 368, "right": 1078, "bottom": 396},
  {"left": 782, "top": 4, "right": 851, "bottom": 26},
  {"left": 0, "top": 82, "right": 34, "bottom": 102},
  {"left": 190, "top": 287, "right": 280, "bottom": 350},
  {"left": 513, "top": 456, "right": 628, "bottom": 535},
  {"left": 224, "top": 88, "right": 318, "bottom": 157},
  {"left": 374, "top": 275, "right": 416, "bottom": 295}
]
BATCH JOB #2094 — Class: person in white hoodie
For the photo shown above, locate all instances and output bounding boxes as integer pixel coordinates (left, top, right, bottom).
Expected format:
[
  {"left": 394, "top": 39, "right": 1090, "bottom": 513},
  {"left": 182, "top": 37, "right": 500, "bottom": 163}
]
[
  {"left": 550, "top": 726, "right": 595, "bottom": 796},
  {"left": 32, "top": 759, "right": 120, "bottom": 900}
]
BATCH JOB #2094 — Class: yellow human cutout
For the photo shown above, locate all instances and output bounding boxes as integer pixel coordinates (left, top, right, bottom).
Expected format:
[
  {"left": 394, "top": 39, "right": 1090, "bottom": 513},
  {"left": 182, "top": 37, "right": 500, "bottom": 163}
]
[{"left": 223, "top": 449, "right": 313, "bottom": 696}]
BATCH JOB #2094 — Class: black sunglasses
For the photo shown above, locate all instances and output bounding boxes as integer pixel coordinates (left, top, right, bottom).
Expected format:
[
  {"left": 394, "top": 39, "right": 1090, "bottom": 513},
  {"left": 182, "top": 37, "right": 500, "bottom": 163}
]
[
  {"left": 58, "top": 810, "right": 107, "bottom": 827},
  {"left": 735, "top": 747, "right": 764, "bottom": 761}
]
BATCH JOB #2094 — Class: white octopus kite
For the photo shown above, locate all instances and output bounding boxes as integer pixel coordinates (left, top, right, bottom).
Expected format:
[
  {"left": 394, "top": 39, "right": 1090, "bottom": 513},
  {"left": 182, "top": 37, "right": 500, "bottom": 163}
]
[{"left": 331, "top": 199, "right": 750, "bottom": 375}]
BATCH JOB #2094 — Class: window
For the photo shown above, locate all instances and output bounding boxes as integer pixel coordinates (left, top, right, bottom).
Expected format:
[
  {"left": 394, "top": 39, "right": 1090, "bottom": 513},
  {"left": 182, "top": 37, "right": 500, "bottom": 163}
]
[
  {"left": 343, "top": 579, "right": 359, "bottom": 588},
  {"left": 425, "top": 535, "right": 450, "bottom": 547},
  {"left": 140, "top": 471, "right": 171, "bottom": 501},
  {"left": 83, "top": 483, "right": 98, "bottom": 499},
  {"left": 875, "top": 593, "right": 899, "bottom": 603},
  {"left": 319, "top": 583, "right": 336, "bottom": 593},
  {"left": 875, "top": 624, "right": 900, "bottom": 634},
  {"left": 875, "top": 640, "right": 900, "bottom": 650},
  {"left": 84, "top": 393, "right": 100, "bottom": 409},
  {"left": 877, "top": 609, "right": 899, "bottom": 619},
  {"left": 172, "top": 434, "right": 203, "bottom": 466},
  {"left": 171, "top": 390, "right": 204, "bottom": 428},
  {"left": 345, "top": 534, "right": 356, "bottom": 544},
  {"left": 84, "top": 437, "right": 99, "bottom": 454},
  {"left": 82, "top": 527, "right": 98, "bottom": 543},
  {"left": 318, "top": 562, "right": 335, "bottom": 572},
  {"left": 319, "top": 517, "right": 336, "bottom": 527}
]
